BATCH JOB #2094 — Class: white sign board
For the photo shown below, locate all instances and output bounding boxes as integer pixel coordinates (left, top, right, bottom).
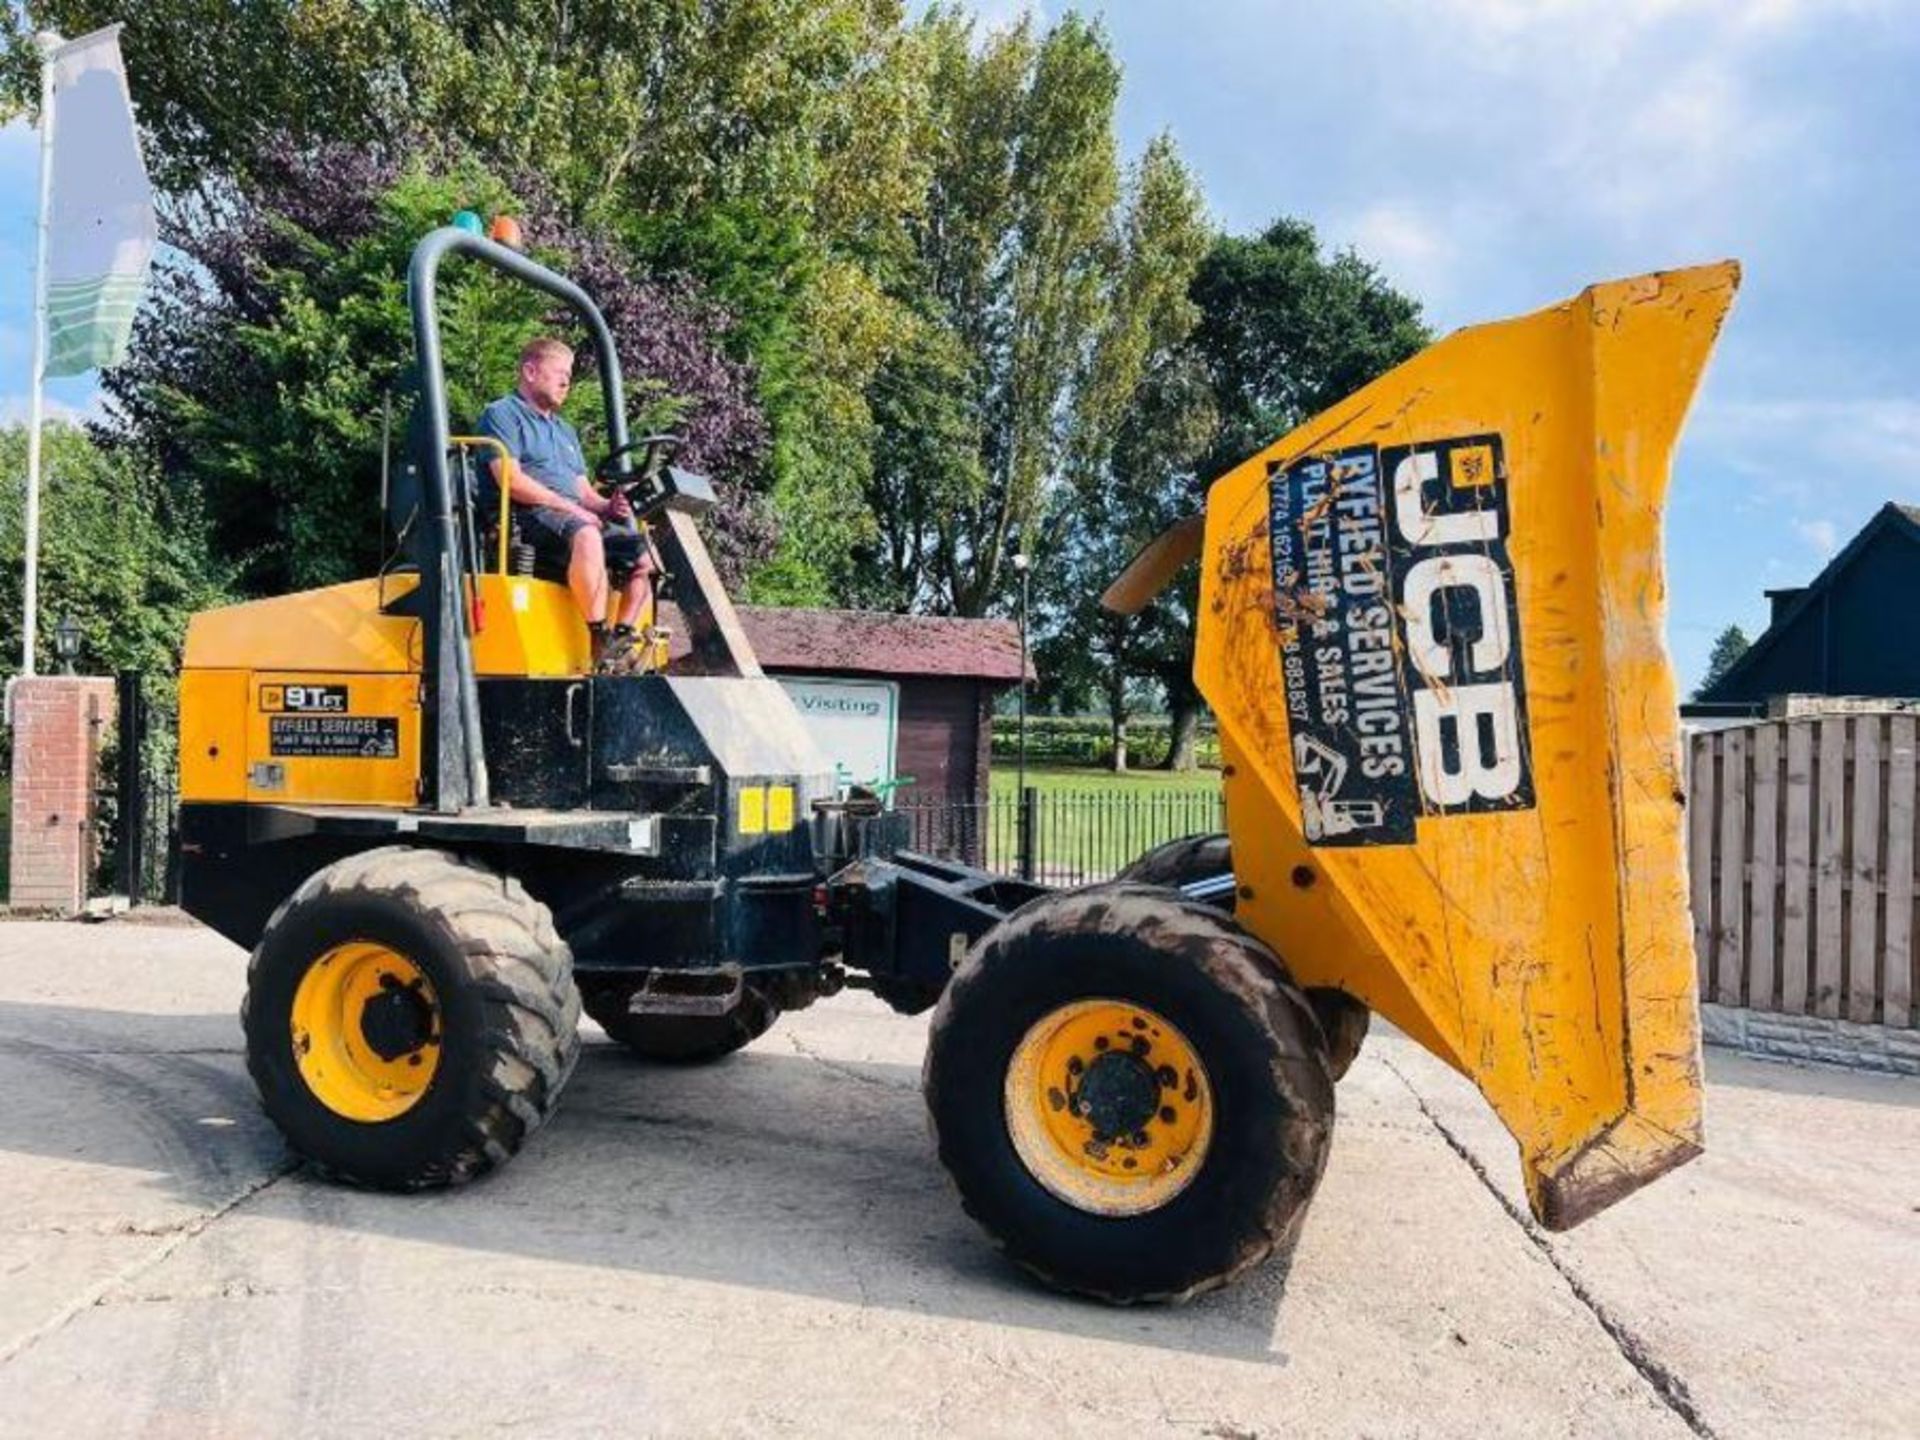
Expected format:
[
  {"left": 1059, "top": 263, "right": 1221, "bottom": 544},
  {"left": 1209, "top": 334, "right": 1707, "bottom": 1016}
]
[{"left": 778, "top": 677, "right": 900, "bottom": 794}]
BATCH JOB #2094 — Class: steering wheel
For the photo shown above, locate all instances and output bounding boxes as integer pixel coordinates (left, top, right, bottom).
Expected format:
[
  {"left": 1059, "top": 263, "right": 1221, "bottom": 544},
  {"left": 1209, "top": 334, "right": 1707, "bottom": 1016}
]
[{"left": 593, "top": 433, "right": 681, "bottom": 496}]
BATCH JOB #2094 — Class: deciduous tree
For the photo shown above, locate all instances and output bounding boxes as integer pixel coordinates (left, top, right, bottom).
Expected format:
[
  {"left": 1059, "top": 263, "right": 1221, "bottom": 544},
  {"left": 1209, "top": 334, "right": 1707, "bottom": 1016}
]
[
  {"left": 873, "top": 9, "right": 1123, "bottom": 617},
  {"left": 1050, "top": 216, "right": 1430, "bottom": 768},
  {"left": 4, "top": 0, "right": 931, "bottom": 602},
  {"left": 0, "top": 422, "right": 229, "bottom": 678}
]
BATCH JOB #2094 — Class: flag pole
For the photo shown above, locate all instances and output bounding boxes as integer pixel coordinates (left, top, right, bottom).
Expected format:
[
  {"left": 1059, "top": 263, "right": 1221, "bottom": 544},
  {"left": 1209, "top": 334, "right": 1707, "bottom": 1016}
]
[{"left": 21, "top": 32, "right": 62, "bottom": 680}]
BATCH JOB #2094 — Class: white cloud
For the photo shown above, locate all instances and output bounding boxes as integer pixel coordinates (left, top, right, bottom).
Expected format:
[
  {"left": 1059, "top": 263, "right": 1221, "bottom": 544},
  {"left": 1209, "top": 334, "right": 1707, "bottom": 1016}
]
[
  {"left": 1349, "top": 0, "right": 1860, "bottom": 268},
  {"left": 1339, "top": 201, "right": 1460, "bottom": 309},
  {"left": 1422, "top": 0, "right": 1881, "bottom": 44},
  {"left": 1693, "top": 396, "right": 1920, "bottom": 499},
  {"left": 1793, "top": 517, "right": 1839, "bottom": 555},
  {"left": 1421, "top": 0, "right": 1691, "bottom": 47}
]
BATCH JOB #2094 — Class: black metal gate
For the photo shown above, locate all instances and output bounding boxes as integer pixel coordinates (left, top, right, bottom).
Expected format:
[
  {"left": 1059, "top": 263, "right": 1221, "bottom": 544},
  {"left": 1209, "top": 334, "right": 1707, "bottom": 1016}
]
[{"left": 99, "top": 671, "right": 179, "bottom": 904}]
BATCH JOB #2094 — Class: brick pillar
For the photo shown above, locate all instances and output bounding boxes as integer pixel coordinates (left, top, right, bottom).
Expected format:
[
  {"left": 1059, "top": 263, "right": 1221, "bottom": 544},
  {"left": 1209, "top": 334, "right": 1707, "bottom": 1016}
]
[{"left": 8, "top": 676, "right": 116, "bottom": 914}]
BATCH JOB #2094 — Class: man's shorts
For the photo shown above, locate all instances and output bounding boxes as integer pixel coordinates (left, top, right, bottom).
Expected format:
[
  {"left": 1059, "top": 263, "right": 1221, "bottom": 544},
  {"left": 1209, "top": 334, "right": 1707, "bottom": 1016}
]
[{"left": 518, "top": 506, "right": 648, "bottom": 577}]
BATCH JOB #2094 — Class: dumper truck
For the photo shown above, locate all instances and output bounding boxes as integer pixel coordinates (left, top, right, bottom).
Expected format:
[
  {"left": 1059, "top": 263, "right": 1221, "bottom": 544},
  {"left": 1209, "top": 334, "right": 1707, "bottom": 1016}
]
[{"left": 174, "top": 223, "right": 1737, "bottom": 1301}]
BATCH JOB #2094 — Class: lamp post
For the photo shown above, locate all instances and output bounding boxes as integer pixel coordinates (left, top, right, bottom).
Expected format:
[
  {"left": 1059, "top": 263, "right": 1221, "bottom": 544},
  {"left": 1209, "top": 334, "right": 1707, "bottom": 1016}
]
[
  {"left": 52, "top": 614, "right": 82, "bottom": 676},
  {"left": 1012, "top": 551, "right": 1034, "bottom": 881},
  {"left": 1012, "top": 552, "right": 1030, "bottom": 796}
]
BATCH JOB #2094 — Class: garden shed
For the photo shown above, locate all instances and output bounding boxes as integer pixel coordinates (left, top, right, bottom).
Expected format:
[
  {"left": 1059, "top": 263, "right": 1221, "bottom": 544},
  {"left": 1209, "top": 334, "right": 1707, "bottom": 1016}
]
[{"left": 678, "top": 606, "right": 1030, "bottom": 800}]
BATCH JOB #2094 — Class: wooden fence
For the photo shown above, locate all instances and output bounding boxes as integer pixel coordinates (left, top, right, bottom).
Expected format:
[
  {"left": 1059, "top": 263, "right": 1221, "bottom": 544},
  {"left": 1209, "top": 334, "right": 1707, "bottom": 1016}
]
[{"left": 1687, "top": 714, "right": 1917, "bottom": 1027}]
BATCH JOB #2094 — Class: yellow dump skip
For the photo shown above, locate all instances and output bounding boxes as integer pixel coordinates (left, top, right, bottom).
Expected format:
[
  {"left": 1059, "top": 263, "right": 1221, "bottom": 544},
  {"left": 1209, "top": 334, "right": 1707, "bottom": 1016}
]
[{"left": 1193, "top": 263, "right": 1739, "bottom": 1228}]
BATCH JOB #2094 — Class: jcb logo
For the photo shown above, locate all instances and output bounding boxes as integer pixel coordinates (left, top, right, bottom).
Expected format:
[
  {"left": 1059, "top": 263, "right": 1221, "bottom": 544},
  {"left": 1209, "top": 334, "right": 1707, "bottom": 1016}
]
[
  {"left": 1270, "top": 433, "right": 1534, "bottom": 849},
  {"left": 1384, "top": 436, "right": 1532, "bottom": 814},
  {"left": 260, "top": 683, "right": 349, "bottom": 714}
]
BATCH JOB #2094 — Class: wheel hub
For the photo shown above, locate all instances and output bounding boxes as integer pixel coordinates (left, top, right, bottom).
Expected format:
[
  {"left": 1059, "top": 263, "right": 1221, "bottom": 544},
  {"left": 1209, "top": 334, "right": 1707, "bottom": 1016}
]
[
  {"left": 1004, "top": 999, "right": 1214, "bottom": 1216},
  {"left": 359, "top": 976, "right": 436, "bottom": 1062},
  {"left": 1073, "top": 1050, "right": 1161, "bottom": 1142},
  {"left": 290, "top": 942, "right": 442, "bottom": 1122}
]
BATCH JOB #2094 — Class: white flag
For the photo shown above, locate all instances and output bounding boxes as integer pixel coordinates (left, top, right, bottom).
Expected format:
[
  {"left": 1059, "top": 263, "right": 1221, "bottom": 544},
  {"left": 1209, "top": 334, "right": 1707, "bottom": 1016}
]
[{"left": 42, "top": 26, "right": 155, "bottom": 377}]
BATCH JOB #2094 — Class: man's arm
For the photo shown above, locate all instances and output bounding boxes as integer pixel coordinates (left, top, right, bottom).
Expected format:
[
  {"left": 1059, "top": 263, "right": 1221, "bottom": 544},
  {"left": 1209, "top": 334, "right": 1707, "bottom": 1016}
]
[
  {"left": 591, "top": 477, "right": 631, "bottom": 523},
  {"left": 503, "top": 463, "right": 598, "bottom": 524}
]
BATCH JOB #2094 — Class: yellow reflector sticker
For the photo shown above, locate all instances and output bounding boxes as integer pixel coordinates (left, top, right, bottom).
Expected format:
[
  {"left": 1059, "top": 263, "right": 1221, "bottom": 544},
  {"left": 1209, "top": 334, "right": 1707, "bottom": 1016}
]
[
  {"left": 768, "top": 785, "right": 795, "bottom": 832},
  {"left": 738, "top": 786, "right": 766, "bottom": 835}
]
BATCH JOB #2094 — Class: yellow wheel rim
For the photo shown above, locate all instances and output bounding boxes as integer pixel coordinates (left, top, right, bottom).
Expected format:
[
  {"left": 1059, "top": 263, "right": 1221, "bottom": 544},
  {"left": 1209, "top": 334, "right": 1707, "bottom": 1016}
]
[
  {"left": 289, "top": 942, "right": 442, "bottom": 1122},
  {"left": 1004, "top": 999, "right": 1214, "bottom": 1217}
]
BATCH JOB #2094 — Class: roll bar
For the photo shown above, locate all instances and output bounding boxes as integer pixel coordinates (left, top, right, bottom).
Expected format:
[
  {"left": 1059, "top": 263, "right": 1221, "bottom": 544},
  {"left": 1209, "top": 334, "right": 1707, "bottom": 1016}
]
[{"left": 405, "top": 227, "right": 760, "bottom": 814}]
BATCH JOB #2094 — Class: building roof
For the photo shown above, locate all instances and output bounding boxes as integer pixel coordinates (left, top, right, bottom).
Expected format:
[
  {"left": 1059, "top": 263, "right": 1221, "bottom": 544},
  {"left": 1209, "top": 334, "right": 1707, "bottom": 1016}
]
[
  {"left": 1691, "top": 500, "right": 1920, "bottom": 709},
  {"left": 723, "top": 605, "right": 1032, "bottom": 683}
]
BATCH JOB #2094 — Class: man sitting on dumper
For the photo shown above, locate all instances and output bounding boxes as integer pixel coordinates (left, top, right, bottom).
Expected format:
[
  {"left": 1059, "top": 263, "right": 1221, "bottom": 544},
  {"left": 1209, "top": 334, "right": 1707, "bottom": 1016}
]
[{"left": 477, "top": 336, "right": 655, "bottom": 669}]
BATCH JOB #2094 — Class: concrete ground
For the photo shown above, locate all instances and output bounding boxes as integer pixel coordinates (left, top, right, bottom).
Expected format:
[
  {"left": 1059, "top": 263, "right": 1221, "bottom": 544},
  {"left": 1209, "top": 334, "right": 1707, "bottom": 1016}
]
[{"left": 0, "top": 920, "right": 1912, "bottom": 1439}]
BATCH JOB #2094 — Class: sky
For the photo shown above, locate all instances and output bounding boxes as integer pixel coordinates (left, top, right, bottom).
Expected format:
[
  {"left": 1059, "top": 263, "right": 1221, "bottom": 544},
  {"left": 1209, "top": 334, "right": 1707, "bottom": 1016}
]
[{"left": 5, "top": 1, "right": 1920, "bottom": 688}]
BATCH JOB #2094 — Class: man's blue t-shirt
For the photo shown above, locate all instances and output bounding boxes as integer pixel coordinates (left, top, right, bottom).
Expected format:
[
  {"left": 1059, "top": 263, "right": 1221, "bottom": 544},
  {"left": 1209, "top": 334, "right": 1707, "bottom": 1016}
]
[{"left": 474, "top": 391, "right": 589, "bottom": 510}]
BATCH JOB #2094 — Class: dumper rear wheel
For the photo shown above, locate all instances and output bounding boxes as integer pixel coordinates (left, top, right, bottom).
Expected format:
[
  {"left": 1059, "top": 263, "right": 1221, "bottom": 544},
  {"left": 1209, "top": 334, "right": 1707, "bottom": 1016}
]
[
  {"left": 242, "top": 846, "right": 581, "bottom": 1189},
  {"left": 925, "top": 884, "right": 1334, "bottom": 1304},
  {"left": 1119, "top": 833, "right": 1371, "bottom": 1081},
  {"left": 582, "top": 984, "right": 778, "bottom": 1063},
  {"left": 1117, "top": 832, "right": 1233, "bottom": 893}
]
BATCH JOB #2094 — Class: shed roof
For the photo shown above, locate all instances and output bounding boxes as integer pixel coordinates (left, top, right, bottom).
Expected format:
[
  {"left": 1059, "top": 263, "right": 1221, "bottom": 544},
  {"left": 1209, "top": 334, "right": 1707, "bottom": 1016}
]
[{"left": 732, "top": 605, "right": 1033, "bottom": 683}]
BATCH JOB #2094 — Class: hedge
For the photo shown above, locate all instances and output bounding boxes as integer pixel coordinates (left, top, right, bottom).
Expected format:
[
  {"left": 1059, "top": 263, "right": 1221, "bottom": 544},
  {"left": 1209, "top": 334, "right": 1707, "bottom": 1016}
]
[{"left": 990, "top": 716, "right": 1221, "bottom": 769}]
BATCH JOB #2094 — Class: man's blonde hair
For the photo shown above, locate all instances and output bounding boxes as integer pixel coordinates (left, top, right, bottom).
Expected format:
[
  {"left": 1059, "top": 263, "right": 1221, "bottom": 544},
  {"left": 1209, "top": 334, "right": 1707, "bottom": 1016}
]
[{"left": 519, "top": 336, "right": 573, "bottom": 370}]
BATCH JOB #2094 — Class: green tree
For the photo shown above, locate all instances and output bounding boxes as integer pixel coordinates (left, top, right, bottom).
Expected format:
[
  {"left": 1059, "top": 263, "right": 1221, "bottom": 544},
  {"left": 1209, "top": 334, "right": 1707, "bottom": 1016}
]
[
  {"left": 1041, "top": 135, "right": 1213, "bottom": 768},
  {"left": 855, "top": 309, "right": 985, "bottom": 609},
  {"left": 0, "top": 423, "right": 230, "bottom": 679},
  {"left": 2, "top": 1, "right": 410, "bottom": 192},
  {"left": 1045, "top": 351, "right": 1217, "bottom": 770},
  {"left": 4, "top": 4, "right": 1217, "bottom": 623},
  {"left": 873, "top": 9, "right": 1124, "bottom": 617},
  {"left": 1049, "top": 217, "right": 1430, "bottom": 769},
  {"left": 3, "top": 2, "right": 925, "bottom": 234},
  {"left": 1190, "top": 217, "right": 1430, "bottom": 473},
  {"left": 1695, "top": 624, "right": 1751, "bottom": 698},
  {"left": 108, "top": 145, "right": 768, "bottom": 596}
]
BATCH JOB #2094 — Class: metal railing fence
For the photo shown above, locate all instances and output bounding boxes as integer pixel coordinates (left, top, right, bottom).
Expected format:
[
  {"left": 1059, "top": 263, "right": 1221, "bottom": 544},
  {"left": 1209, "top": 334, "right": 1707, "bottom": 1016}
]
[{"left": 898, "top": 786, "right": 1224, "bottom": 888}]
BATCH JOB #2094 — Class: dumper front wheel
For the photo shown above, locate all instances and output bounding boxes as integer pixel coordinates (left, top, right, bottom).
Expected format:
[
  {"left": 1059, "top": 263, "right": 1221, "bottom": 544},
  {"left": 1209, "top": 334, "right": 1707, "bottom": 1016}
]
[
  {"left": 242, "top": 846, "right": 581, "bottom": 1189},
  {"left": 925, "top": 885, "right": 1334, "bottom": 1303}
]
